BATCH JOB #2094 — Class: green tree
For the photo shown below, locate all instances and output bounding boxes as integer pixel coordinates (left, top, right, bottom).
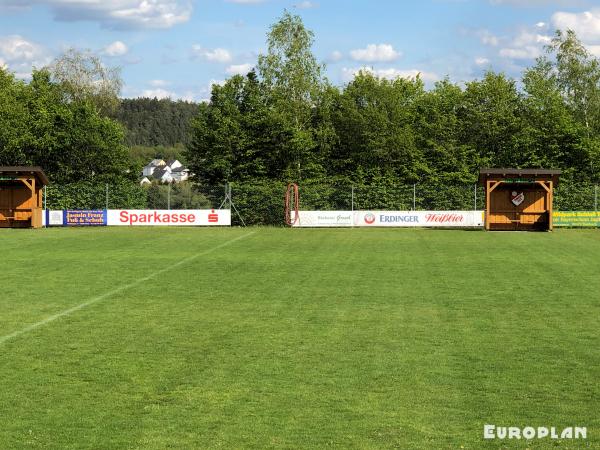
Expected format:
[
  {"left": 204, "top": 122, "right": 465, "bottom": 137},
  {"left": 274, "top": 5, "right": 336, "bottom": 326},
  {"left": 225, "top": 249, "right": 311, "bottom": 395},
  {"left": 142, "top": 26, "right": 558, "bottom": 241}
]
[
  {"left": 116, "top": 98, "right": 198, "bottom": 147},
  {"left": 0, "top": 69, "right": 31, "bottom": 165},
  {"left": 145, "top": 182, "right": 211, "bottom": 209},
  {"left": 414, "top": 79, "right": 479, "bottom": 183},
  {"left": 26, "top": 70, "right": 129, "bottom": 183},
  {"left": 0, "top": 68, "right": 129, "bottom": 184},
  {"left": 189, "top": 75, "right": 260, "bottom": 184},
  {"left": 547, "top": 30, "right": 600, "bottom": 136},
  {"left": 46, "top": 48, "right": 122, "bottom": 116},
  {"left": 535, "top": 30, "right": 600, "bottom": 180},
  {"left": 332, "top": 71, "right": 426, "bottom": 182},
  {"left": 521, "top": 57, "right": 589, "bottom": 177},
  {"left": 459, "top": 71, "right": 524, "bottom": 168},
  {"left": 257, "top": 10, "right": 327, "bottom": 180}
]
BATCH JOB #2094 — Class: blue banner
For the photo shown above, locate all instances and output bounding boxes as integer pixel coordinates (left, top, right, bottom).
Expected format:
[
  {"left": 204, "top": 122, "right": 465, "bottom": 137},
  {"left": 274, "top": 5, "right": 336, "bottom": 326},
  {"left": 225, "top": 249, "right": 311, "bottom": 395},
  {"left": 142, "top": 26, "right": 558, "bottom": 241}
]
[{"left": 63, "top": 210, "right": 107, "bottom": 226}]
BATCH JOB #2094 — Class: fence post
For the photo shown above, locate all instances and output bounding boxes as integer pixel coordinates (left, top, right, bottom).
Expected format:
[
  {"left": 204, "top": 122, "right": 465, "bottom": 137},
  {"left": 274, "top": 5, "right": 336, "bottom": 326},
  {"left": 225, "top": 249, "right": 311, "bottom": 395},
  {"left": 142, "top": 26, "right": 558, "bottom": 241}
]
[
  {"left": 413, "top": 183, "right": 416, "bottom": 211},
  {"left": 228, "top": 183, "right": 232, "bottom": 209},
  {"left": 167, "top": 182, "right": 171, "bottom": 210},
  {"left": 105, "top": 183, "right": 109, "bottom": 210},
  {"left": 43, "top": 186, "right": 47, "bottom": 228},
  {"left": 351, "top": 185, "right": 355, "bottom": 228}
]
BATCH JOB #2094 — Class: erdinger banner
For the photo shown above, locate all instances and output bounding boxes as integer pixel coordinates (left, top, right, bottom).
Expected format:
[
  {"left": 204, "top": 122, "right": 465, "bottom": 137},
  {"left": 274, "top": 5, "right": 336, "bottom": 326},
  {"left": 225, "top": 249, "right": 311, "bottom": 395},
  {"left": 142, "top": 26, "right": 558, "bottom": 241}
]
[
  {"left": 107, "top": 209, "right": 231, "bottom": 226},
  {"left": 292, "top": 211, "right": 484, "bottom": 227},
  {"left": 355, "top": 211, "right": 484, "bottom": 227}
]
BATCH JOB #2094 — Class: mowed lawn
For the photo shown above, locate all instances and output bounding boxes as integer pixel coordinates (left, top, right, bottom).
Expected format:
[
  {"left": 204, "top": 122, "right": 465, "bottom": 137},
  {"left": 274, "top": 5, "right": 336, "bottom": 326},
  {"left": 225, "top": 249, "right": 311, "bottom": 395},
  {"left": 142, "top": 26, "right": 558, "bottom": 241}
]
[{"left": 1, "top": 227, "right": 599, "bottom": 449}]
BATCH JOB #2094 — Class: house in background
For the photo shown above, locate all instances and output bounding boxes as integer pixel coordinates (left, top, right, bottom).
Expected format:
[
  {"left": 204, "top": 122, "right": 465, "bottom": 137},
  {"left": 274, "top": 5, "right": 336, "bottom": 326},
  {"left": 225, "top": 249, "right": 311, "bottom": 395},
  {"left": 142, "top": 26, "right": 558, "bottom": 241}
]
[
  {"left": 142, "top": 159, "right": 166, "bottom": 177},
  {"left": 140, "top": 159, "right": 191, "bottom": 185},
  {"left": 170, "top": 166, "right": 190, "bottom": 183},
  {"left": 166, "top": 159, "right": 182, "bottom": 170}
]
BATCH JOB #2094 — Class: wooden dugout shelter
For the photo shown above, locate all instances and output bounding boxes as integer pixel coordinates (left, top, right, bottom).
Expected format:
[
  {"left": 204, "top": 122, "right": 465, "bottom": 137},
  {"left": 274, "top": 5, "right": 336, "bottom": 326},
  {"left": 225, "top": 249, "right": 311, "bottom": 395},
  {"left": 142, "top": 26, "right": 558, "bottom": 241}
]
[
  {"left": 0, "top": 167, "right": 48, "bottom": 229},
  {"left": 479, "top": 168, "right": 561, "bottom": 231}
]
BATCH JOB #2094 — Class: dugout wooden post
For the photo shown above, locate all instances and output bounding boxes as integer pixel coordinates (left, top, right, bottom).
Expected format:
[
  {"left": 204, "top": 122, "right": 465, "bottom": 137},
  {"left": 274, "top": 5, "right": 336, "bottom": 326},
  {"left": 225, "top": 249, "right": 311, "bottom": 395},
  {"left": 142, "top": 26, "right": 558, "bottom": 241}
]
[
  {"left": 479, "top": 168, "right": 561, "bottom": 231},
  {"left": 0, "top": 167, "right": 49, "bottom": 229}
]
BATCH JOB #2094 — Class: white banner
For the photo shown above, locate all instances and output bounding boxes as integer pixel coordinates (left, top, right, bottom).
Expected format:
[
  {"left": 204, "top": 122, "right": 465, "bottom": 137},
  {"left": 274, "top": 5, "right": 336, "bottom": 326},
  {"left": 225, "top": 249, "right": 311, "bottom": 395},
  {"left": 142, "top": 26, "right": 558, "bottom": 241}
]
[
  {"left": 48, "top": 210, "right": 64, "bottom": 226},
  {"left": 42, "top": 210, "right": 63, "bottom": 226},
  {"left": 292, "top": 211, "right": 484, "bottom": 228},
  {"left": 354, "top": 211, "right": 484, "bottom": 227},
  {"left": 107, "top": 209, "right": 231, "bottom": 226},
  {"left": 292, "top": 211, "right": 354, "bottom": 227}
]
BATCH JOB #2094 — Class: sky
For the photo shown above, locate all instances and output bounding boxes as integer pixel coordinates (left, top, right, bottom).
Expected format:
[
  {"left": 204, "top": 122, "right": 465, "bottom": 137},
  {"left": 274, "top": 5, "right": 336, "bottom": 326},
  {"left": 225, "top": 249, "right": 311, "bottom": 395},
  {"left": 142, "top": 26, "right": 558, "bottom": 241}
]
[{"left": 1, "top": 0, "right": 600, "bottom": 102}]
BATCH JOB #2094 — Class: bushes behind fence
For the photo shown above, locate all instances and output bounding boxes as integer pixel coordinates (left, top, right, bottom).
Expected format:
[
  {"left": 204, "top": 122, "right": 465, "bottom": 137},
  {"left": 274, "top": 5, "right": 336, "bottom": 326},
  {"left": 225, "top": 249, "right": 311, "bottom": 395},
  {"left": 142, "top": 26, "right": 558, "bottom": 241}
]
[{"left": 46, "top": 179, "right": 598, "bottom": 226}]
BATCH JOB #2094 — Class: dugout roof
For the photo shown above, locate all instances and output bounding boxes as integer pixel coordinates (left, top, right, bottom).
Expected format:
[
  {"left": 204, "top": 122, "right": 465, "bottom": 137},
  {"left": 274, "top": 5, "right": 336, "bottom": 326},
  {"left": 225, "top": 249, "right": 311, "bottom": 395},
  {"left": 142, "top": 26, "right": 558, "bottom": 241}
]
[
  {"left": 478, "top": 168, "right": 561, "bottom": 186},
  {"left": 0, "top": 166, "right": 49, "bottom": 185}
]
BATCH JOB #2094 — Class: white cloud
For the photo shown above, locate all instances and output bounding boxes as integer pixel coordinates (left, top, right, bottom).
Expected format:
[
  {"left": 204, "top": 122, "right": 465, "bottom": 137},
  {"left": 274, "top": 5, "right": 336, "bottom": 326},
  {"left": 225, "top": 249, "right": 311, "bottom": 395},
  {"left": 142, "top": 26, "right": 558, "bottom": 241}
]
[
  {"left": 0, "top": 58, "right": 6, "bottom": 70},
  {"left": 350, "top": 44, "right": 401, "bottom": 63},
  {"left": 209, "top": 79, "right": 226, "bottom": 89},
  {"left": 191, "top": 45, "right": 232, "bottom": 63},
  {"left": 499, "top": 46, "right": 540, "bottom": 59},
  {"left": 514, "top": 30, "right": 551, "bottom": 46},
  {"left": 552, "top": 9, "right": 600, "bottom": 43},
  {"left": 149, "top": 79, "right": 170, "bottom": 87},
  {"left": 225, "top": 63, "right": 254, "bottom": 75},
  {"left": 325, "top": 50, "right": 344, "bottom": 63},
  {"left": 587, "top": 45, "right": 600, "bottom": 57},
  {"left": 479, "top": 30, "right": 499, "bottom": 47},
  {"left": 142, "top": 88, "right": 176, "bottom": 99},
  {"left": 499, "top": 30, "right": 551, "bottom": 60},
  {"left": 341, "top": 66, "right": 439, "bottom": 83},
  {"left": 225, "top": 0, "right": 265, "bottom": 3},
  {"left": 0, "top": 34, "right": 49, "bottom": 78},
  {"left": 124, "top": 80, "right": 204, "bottom": 102},
  {"left": 103, "top": 40, "right": 128, "bottom": 57},
  {"left": 14, "top": 0, "right": 192, "bottom": 29},
  {"left": 0, "top": 35, "right": 44, "bottom": 62},
  {"left": 475, "top": 57, "right": 490, "bottom": 65}
]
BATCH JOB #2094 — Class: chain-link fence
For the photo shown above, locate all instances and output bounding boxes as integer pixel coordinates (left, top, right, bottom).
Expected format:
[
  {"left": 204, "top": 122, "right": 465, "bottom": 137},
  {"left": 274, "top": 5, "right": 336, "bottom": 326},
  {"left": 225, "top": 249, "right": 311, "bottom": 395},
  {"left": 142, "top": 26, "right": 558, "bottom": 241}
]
[{"left": 45, "top": 180, "right": 599, "bottom": 226}]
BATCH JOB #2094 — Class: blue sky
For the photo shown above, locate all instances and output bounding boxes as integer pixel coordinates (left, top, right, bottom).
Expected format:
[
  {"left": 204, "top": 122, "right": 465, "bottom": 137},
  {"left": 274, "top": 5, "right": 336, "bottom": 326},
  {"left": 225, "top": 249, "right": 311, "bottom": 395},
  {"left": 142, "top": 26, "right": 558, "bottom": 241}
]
[{"left": 1, "top": 0, "right": 599, "bottom": 101}]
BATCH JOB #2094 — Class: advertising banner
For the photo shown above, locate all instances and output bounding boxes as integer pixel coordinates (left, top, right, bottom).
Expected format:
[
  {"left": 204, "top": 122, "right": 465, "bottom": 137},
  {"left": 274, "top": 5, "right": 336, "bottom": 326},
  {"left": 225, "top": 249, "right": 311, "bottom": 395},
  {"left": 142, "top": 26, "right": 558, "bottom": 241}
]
[
  {"left": 292, "top": 211, "right": 485, "bottom": 228},
  {"left": 553, "top": 211, "right": 600, "bottom": 227},
  {"left": 64, "top": 210, "right": 107, "bottom": 226},
  {"left": 106, "top": 209, "right": 231, "bottom": 226},
  {"left": 292, "top": 211, "right": 353, "bottom": 227},
  {"left": 354, "top": 211, "right": 485, "bottom": 227}
]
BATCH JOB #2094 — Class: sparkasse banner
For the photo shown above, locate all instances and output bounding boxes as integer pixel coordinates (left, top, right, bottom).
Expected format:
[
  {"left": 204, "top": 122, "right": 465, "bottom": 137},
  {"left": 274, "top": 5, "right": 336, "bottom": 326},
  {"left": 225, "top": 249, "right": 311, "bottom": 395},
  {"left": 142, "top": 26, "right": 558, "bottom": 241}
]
[
  {"left": 107, "top": 209, "right": 231, "bottom": 226},
  {"left": 292, "top": 211, "right": 484, "bottom": 228}
]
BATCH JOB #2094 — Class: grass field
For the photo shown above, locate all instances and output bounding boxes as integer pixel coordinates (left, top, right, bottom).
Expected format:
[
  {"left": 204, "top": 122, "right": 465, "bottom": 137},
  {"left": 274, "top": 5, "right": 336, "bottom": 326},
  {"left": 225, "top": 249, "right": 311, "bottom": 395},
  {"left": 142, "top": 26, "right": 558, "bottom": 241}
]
[{"left": 1, "top": 227, "right": 599, "bottom": 449}]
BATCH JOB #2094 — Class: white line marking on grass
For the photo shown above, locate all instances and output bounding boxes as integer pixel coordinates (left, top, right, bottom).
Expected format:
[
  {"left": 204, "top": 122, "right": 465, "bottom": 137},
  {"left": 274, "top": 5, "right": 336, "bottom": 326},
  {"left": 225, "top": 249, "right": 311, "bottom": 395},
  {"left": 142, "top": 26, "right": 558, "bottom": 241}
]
[{"left": 0, "top": 231, "right": 256, "bottom": 345}]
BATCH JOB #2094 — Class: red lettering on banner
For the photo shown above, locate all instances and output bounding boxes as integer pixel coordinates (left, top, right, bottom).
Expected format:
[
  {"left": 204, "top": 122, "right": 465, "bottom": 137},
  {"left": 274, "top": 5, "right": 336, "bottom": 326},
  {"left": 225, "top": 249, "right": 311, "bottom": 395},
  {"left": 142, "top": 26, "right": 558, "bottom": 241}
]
[
  {"left": 114, "top": 211, "right": 211, "bottom": 225},
  {"left": 425, "top": 213, "right": 464, "bottom": 223}
]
